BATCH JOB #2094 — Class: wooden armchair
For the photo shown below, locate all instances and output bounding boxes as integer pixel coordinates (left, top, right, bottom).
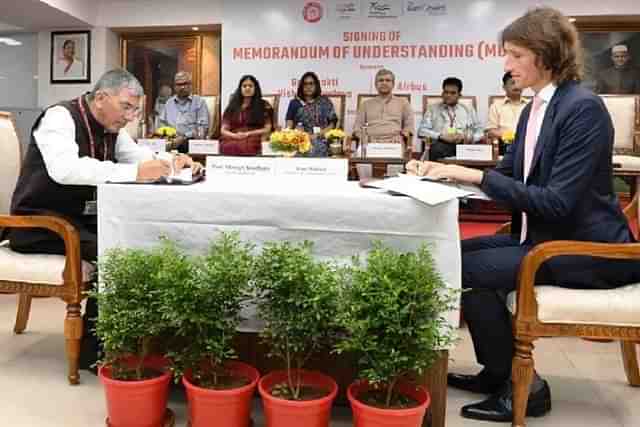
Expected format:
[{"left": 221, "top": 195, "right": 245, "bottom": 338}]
[
  {"left": 0, "top": 111, "right": 94, "bottom": 385},
  {"left": 505, "top": 194, "right": 640, "bottom": 426},
  {"left": 201, "top": 95, "right": 219, "bottom": 138}
]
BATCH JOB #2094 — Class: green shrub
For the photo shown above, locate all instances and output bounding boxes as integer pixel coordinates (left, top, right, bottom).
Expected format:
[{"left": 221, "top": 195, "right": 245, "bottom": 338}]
[
  {"left": 253, "top": 241, "right": 341, "bottom": 400},
  {"left": 336, "top": 242, "right": 457, "bottom": 407}
]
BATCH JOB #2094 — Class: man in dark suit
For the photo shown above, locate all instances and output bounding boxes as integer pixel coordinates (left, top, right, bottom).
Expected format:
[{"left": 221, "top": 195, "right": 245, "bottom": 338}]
[{"left": 407, "top": 7, "right": 640, "bottom": 423}]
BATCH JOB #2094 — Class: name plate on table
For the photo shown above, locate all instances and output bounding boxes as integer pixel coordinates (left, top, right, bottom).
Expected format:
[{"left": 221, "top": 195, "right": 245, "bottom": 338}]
[
  {"left": 456, "top": 144, "right": 492, "bottom": 161},
  {"left": 189, "top": 139, "right": 219, "bottom": 155},
  {"left": 275, "top": 158, "right": 348, "bottom": 181},
  {"left": 206, "top": 156, "right": 276, "bottom": 177},
  {"left": 366, "top": 143, "right": 404, "bottom": 159},
  {"left": 138, "top": 138, "right": 166, "bottom": 153}
]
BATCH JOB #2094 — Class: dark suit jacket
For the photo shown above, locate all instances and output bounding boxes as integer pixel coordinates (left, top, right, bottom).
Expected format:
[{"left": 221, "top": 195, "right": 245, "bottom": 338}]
[{"left": 481, "top": 80, "right": 633, "bottom": 246}]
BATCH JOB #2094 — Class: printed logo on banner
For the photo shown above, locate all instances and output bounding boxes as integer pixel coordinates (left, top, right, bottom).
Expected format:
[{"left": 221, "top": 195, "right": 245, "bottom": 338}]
[
  {"left": 366, "top": 1, "right": 402, "bottom": 18},
  {"left": 426, "top": 2, "right": 447, "bottom": 16},
  {"left": 405, "top": 1, "right": 447, "bottom": 16},
  {"left": 335, "top": 1, "right": 360, "bottom": 18},
  {"left": 303, "top": 1, "right": 324, "bottom": 23}
]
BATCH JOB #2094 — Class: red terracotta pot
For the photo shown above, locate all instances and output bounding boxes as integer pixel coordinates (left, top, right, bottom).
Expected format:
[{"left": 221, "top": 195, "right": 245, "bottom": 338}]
[
  {"left": 183, "top": 361, "right": 260, "bottom": 427},
  {"left": 347, "top": 380, "right": 431, "bottom": 427},
  {"left": 99, "top": 356, "right": 172, "bottom": 427},
  {"left": 258, "top": 370, "right": 338, "bottom": 427}
]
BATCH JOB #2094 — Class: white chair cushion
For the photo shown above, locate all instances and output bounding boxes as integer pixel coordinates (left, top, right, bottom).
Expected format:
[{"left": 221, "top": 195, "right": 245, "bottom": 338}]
[
  {"left": 612, "top": 155, "right": 640, "bottom": 169},
  {"left": 0, "top": 242, "right": 94, "bottom": 286},
  {"left": 507, "top": 284, "right": 640, "bottom": 327}
]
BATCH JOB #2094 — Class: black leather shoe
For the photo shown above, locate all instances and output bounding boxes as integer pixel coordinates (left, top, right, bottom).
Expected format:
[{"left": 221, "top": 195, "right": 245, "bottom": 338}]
[
  {"left": 447, "top": 370, "right": 506, "bottom": 394},
  {"left": 461, "top": 380, "right": 552, "bottom": 422}
]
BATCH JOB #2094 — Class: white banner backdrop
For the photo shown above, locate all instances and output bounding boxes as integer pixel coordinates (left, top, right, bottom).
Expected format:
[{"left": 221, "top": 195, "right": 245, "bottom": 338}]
[{"left": 222, "top": 0, "right": 541, "bottom": 148}]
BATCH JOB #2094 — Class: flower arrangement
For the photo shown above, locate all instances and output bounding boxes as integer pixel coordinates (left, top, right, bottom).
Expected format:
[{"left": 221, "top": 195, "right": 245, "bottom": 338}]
[
  {"left": 155, "top": 126, "right": 177, "bottom": 138},
  {"left": 270, "top": 129, "right": 311, "bottom": 154},
  {"left": 325, "top": 128, "right": 346, "bottom": 142},
  {"left": 502, "top": 129, "right": 515, "bottom": 144}
]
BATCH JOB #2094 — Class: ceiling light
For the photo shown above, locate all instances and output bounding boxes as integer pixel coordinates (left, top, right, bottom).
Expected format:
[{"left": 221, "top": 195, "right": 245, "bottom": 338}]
[
  {"left": 0, "top": 37, "right": 22, "bottom": 46},
  {"left": 568, "top": 18, "right": 576, "bottom": 23},
  {"left": 192, "top": 26, "right": 199, "bottom": 31}
]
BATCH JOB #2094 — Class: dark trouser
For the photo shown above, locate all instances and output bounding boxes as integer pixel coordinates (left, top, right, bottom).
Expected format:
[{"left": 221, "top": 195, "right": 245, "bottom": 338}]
[
  {"left": 462, "top": 234, "right": 640, "bottom": 380},
  {"left": 429, "top": 141, "right": 456, "bottom": 161},
  {"left": 8, "top": 219, "right": 99, "bottom": 368}
]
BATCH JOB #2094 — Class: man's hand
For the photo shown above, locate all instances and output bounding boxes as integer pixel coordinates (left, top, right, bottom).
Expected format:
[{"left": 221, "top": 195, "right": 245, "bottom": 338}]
[
  {"left": 137, "top": 159, "right": 171, "bottom": 182},
  {"left": 426, "top": 164, "right": 484, "bottom": 184},
  {"left": 173, "top": 154, "right": 204, "bottom": 175},
  {"left": 406, "top": 160, "right": 442, "bottom": 177}
]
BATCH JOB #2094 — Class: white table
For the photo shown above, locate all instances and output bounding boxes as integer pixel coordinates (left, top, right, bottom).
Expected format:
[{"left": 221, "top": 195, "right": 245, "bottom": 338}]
[{"left": 97, "top": 179, "right": 461, "bottom": 326}]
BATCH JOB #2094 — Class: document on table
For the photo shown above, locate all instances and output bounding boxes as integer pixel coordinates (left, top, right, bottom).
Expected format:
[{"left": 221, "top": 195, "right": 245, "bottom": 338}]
[{"left": 365, "top": 174, "right": 489, "bottom": 206}]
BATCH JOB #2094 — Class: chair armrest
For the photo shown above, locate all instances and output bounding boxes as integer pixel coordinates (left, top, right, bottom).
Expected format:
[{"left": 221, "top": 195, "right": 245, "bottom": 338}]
[
  {"left": 0, "top": 215, "right": 85, "bottom": 295},
  {"left": 515, "top": 240, "right": 640, "bottom": 322}
]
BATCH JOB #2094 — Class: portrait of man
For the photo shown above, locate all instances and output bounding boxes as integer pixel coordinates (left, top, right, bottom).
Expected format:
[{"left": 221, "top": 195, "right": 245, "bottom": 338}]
[
  {"left": 51, "top": 31, "right": 91, "bottom": 83},
  {"left": 580, "top": 31, "right": 640, "bottom": 94}
]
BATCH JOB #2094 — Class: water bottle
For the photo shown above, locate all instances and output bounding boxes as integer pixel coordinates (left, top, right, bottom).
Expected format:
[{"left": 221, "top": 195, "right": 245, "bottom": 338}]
[
  {"left": 360, "top": 122, "right": 369, "bottom": 158},
  {"left": 296, "top": 122, "right": 304, "bottom": 132}
]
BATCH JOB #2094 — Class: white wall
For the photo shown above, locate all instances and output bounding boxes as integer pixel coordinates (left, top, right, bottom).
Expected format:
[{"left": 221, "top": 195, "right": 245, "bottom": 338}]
[
  {"left": 42, "top": 0, "right": 97, "bottom": 25},
  {"left": 37, "top": 26, "right": 119, "bottom": 107},
  {"left": 96, "top": 0, "right": 223, "bottom": 27},
  {"left": 0, "top": 33, "right": 38, "bottom": 108}
]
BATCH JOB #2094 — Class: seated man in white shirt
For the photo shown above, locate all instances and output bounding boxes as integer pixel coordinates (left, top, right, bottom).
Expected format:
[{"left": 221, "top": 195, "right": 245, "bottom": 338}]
[{"left": 5, "top": 68, "right": 200, "bottom": 372}]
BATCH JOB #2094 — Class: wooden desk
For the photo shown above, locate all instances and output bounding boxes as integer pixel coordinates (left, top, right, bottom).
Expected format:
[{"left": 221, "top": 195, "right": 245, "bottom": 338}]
[
  {"left": 439, "top": 157, "right": 499, "bottom": 169},
  {"left": 613, "top": 167, "right": 640, "bottom": 197}
]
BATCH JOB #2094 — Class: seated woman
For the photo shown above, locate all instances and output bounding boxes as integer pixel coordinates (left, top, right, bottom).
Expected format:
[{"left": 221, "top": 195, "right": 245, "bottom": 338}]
[
  {"left": 285, "top": 72, "right": 338, "bottom": 157},
  {"left": 220, "top": 75, "right": 273, "bottom": 156}
]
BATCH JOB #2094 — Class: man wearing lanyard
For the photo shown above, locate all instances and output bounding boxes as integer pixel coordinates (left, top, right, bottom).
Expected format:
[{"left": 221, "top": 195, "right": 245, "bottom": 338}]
[
  {"left": 6, "top": 68, "right": 200, "bottom": 372},
  {"left": 418, "top": 77, "right": 484, "bottom": 161},
  {"left": 408, "top": 7, "right": 640, "bottom": 422},
  {"left": 158, "top": 71, "right": 210, "bottom": 153}
]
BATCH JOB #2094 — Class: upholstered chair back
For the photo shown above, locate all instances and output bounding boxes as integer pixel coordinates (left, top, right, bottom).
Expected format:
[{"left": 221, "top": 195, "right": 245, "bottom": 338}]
[
  {"left": 0, "top": 112, "right": 21, "bottom": 215},
  {"left": 600, "top": 95, "right": 640, "bottom": 154}
]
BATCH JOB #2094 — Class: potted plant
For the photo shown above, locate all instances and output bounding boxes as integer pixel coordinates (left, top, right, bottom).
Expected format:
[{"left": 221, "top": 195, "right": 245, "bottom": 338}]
[
  {"left": 93, "top": 239, "right": 192, "bottom": 427},
  {"left": 336, "top": 242, "right": 457, "bottom": 427},
  {"left": 253, "top": 240, "right": 341, "bottom": 427},
  {"left": 166, "top": 232, "right": 259, "bottom": 427}
]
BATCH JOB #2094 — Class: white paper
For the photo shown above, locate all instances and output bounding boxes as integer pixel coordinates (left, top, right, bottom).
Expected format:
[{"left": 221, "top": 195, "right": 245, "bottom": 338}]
[
  {"left": 189, "top": 139, "right": 219, "bottom": 155},
  {"left": 367, "top": 174, "right": 474, "bottom": 205},
  {"left": 275, "top": 158, "right": 348, "bottom": 182},
  {"left": 366, "top": 143, "right": 404, "bottom": 159},
  {"left": 206, "top": 156, "right": 277, "bottom": 177},
  {"left": 456, "top": 144, "right": 493, "bottom": 161},
  {"left": 138, "top": 138, "right": 166, "bottom": 153}
]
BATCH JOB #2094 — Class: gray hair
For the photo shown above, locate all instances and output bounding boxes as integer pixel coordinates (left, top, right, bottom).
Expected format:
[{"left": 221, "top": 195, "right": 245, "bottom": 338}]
[
  {"left": 174, "top": 71, "right": 192, "bottom": 82},
  {"left": 88, "top": 69, "right": 144, "bottom": 100},
  {"left": 375, "top": 68, "right": 395, "bottom": 83}
]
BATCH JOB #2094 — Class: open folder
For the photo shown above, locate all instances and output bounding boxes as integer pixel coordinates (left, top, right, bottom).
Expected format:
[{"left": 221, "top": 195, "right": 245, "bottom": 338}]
[{"left": 363, "top": 174, "right": 489, "bottom": 206}]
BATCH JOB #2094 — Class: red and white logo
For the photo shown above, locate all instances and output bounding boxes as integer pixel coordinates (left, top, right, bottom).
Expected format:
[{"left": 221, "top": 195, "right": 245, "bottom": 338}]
[{"left": 303, "top": 1, "right": 323, "bottom": 23}]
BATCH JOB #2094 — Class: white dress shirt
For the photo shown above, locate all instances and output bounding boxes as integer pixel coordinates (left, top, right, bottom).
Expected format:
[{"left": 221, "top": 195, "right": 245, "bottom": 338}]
[{"left": 33, "top": 106, "right": 154, "bottom": 186}]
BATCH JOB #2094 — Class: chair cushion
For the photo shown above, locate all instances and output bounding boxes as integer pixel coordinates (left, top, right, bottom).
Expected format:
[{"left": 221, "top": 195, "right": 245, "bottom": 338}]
[
  {"left": 507, "top": 284, "right": 640, "bottom": 327},
  {"left": 0, "top": 242, "right": 95, "bottom": 286}
]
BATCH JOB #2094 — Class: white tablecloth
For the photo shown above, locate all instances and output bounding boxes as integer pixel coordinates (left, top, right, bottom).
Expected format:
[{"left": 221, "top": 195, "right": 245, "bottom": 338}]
[{"left": 98, "top": 179, "right": 461, "bottom": 328}]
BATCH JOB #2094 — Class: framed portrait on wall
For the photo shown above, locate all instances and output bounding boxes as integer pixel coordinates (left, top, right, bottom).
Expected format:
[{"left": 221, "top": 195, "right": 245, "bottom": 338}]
[
  {"left": 50, "top": 30, "right": 91, "bottom": 84},
  {"left": 574, "top": 18, "right": 640, "bottom": 94}
]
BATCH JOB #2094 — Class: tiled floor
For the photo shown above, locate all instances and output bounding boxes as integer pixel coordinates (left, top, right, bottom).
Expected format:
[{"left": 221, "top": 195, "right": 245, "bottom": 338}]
[{"left": 1, "top": 296, "right": 638, "bottom": 426}]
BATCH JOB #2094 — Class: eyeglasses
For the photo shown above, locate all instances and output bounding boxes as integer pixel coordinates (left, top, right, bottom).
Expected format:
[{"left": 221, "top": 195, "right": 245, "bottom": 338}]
[{"left": 175, "top": 81, "right": 192, "bottom": 87}]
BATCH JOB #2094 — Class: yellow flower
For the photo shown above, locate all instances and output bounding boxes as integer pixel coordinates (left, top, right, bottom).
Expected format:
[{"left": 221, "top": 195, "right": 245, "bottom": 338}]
[
  {"left": 270, "top": 129, "right": 311, "bottom": 153},
  {"left": 502, "top": 130, "right": 515, "bottom": 143},
  {"left": 156, "top": 126, "right": 177, "bottom": 138},
  {"left": 325, "top": 128, "right": 346, "bottom": 140}
]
